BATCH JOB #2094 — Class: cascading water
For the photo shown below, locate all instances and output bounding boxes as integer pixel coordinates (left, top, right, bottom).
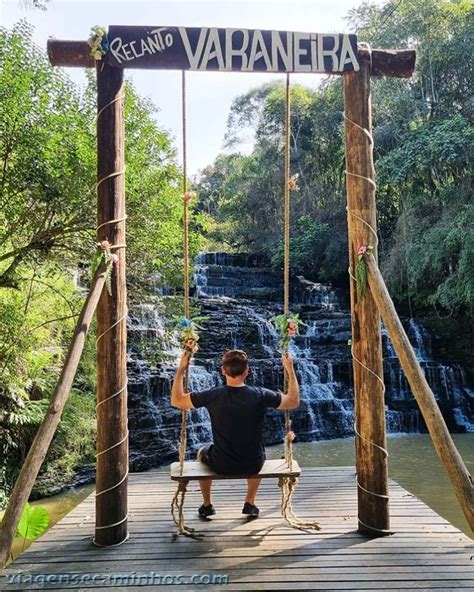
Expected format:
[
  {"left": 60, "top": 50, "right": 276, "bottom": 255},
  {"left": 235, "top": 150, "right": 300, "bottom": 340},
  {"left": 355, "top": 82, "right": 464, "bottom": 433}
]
[{"left": 127, "top": 252, "right": 474, "bottom": 471}]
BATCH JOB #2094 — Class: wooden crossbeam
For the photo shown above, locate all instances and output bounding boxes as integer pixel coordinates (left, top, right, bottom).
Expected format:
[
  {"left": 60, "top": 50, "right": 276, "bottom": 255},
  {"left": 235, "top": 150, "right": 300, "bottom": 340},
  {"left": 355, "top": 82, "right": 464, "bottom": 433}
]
[
  {"left": 170, "top": 459, "right": 301, "bottom": 481},
  {"left": 47, "top": 39, "right": 415, "bottom": 78}
]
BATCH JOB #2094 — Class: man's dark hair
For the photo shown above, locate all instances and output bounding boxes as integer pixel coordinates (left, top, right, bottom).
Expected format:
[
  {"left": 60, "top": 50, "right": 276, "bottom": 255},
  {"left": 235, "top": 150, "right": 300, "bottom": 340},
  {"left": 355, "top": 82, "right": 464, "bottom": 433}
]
[{"left": 222, "top": 349, "right": 249, "bottom": 378}]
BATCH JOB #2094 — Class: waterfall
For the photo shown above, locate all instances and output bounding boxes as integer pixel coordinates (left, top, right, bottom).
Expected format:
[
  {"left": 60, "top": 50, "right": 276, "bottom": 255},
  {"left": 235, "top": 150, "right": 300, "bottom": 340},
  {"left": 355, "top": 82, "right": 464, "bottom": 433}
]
[{"left": 127, "top": 252, "right": 474, "bottom": 471}]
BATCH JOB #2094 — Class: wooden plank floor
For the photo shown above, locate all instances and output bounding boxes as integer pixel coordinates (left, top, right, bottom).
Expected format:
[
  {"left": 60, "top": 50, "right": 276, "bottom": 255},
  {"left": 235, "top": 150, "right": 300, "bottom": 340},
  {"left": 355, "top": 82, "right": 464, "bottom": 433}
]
[{"left": 2, "top": 467, "right": 473, "bottom": 591}]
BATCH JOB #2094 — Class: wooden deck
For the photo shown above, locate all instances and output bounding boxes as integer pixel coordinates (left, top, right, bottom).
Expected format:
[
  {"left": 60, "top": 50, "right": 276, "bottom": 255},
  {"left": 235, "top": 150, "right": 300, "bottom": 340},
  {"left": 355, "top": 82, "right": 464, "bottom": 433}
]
[{"left": 2, "top": 467, "right": 473, "bottom": 590}]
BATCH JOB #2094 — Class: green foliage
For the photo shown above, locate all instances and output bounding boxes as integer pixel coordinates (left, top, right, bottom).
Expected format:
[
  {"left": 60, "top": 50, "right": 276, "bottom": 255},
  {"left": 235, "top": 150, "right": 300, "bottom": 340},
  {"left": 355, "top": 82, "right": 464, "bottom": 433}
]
[
  {"left": 271, "top": 313, "right": 303, "bottom": 351},
  {"left": 355, "top": 246, "right": 374, "bottom": 304},
  {"left": 16, "top": 503, "right": 49, "bottom": 541},
  {"left": 196, "top": 0, "right": 473, "bottom": 318},
  {"left": 0, "top": 21, "right": 207, "bottom": 503},
  {"left": 177, "top": 315, "right": 209, "bottom": 351}
]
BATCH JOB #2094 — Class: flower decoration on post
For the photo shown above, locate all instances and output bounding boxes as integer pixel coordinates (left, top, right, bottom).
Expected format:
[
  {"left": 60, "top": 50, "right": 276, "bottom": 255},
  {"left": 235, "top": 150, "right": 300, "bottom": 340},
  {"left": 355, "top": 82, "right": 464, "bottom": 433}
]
[
  {"left": 271, "top": 313, "right": 303, "bottom": 351},
  {"left": 288, "top": 173, "right": 300, "bottom": 192},
  {"left": 355, "top": 244, "right": 374, "bottom": 304},
  {"left": 88, "top": 26, "right": 109, "bottom": 60},
  {"left": 92, "top": 238, "right": 117, "bottom": 297},
  {"left": 177, "top": 315, "right": 209, "bottom": 354},
  {"left": 183, "top": 191, "right": 196, "bottom": 203}
]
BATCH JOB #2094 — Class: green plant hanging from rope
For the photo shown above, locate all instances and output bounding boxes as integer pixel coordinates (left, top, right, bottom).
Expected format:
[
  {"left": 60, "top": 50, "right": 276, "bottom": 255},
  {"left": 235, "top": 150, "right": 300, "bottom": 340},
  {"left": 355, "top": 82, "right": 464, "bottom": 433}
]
[
  {"left": 355, "top": 244, "right": 374, "bottom": 304},
  {"left": 271, "top": 313, "right": 304, "bottom": 351},
  {"left": 92, "top": 240, "right": 119, "bottom": 297},
  {"left": 176, "top": 315, "right": 209, "bottom": 353}
]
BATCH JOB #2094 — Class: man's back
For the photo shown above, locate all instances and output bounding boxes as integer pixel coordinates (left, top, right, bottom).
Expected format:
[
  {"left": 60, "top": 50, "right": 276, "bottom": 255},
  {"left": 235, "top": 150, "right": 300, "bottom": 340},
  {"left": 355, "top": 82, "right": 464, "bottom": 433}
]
[{"left": 190, "top": 384, "right": 281, "bottom": 475}]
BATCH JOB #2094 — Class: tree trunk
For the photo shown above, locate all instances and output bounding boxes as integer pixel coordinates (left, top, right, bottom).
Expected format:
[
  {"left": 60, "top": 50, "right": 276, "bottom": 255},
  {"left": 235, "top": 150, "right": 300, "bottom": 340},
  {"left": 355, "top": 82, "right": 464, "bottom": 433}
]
[
  {"left": 343, "top": 62, "right": 390, "bottom": 536},
  {"left": 94, "top": 62, "right": 129, "bottom": 547}
]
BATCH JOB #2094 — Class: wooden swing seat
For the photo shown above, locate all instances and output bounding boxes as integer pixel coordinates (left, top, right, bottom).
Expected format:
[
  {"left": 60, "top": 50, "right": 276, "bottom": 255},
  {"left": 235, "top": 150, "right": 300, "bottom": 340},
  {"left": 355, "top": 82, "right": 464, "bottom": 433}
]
[{"left": 170, "top": 458, "right": 301, "bottom": 481}]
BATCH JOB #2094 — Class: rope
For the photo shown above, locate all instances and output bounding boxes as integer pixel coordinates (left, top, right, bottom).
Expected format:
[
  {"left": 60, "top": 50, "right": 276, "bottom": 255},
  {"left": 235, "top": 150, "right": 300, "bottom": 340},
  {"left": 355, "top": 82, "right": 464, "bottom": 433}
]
[
  {"left": 93, "top": 89, "right": 129, "bottom": 545},
  {"left": 171, "top": 70, "right": 194, "bottom": 536},
  {"left": 179, "top": 69, "right": 190, "bottom": 477},
  {"left": 276, "top": 73, "right": 319, "bottom": 532},
  {"left": 182, "top": 70, "right": 190, "bottom": 320},
  {"left": 171, "top": 480, "right": 196, "bottom": 537},
  {"left": 358, "top": 42, "right": 373, "bottom": 72},
  {"left": 344, "top": 108, "right": 392, "bottom": 536},
  {"left": 284, "top": 73, "right": 290, "bottom": 317},
  {"left": 283, "top": 72, "right": 293, "bottom": 472},
  {"left": 278, "top": 476, "right": 321, "bottom": 531}
]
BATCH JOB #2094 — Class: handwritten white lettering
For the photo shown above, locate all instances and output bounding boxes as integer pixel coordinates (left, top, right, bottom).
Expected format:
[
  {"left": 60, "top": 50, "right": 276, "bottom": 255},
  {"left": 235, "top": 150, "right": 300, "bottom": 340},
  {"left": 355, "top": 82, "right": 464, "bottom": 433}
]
[
  {"left": 179, "top": 27, "right": 208, "bottom": 69},
  {"left": 108, "top": 27, "right": 359, "bottom": 73},
  {"left": 225, "top": 29, "right": 249, "bottom": 71}
]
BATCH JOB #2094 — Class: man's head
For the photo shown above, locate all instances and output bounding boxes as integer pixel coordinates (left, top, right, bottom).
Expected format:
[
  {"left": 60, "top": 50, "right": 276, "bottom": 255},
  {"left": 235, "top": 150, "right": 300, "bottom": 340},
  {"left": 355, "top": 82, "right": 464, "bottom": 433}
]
[{"left": 221, "top": 349, "right": 249, "bottom": 381}]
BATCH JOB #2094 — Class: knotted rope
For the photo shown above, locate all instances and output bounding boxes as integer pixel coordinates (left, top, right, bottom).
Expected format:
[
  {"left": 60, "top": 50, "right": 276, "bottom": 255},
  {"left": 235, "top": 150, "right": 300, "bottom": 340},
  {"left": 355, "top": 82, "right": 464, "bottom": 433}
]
[
  {"left": 171, "top": 479, "right": 195, "bottom": 536},
  {"left": 343, "top": 107, "right": 392, "bottom": 536},
  {"left": 279, "top": 74, "right": 320, "bottom": 532},
  {"left": 92, "top": 93, "right": 130, "bottom": 547}
]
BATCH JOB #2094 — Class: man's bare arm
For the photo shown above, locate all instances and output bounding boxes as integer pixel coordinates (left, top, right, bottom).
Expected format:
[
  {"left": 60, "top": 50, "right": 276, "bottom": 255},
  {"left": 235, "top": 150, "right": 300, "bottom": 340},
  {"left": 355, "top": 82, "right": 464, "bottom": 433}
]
[
  {"left": 278, "top": 353, "right": 300, "bottom": 410},
  {"left": 171, "top": 350, "right": 195, "bottom": 410}
]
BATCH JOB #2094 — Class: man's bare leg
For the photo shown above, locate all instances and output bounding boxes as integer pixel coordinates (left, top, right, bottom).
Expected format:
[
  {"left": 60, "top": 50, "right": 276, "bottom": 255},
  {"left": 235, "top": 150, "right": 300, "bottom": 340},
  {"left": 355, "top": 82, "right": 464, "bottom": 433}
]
[
  {"left": 199, "top": 479, "right": 213, "bottom": 506},
  {"left": 245, "top": 478, "right": 262, "bottom": 505}
]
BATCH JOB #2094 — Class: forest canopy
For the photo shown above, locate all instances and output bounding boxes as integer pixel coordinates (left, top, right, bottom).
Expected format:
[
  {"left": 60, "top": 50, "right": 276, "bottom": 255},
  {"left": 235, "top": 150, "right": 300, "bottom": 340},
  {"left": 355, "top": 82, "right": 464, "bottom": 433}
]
[{"left": 196, "top": 0, "right": 473, "bottom": 318}]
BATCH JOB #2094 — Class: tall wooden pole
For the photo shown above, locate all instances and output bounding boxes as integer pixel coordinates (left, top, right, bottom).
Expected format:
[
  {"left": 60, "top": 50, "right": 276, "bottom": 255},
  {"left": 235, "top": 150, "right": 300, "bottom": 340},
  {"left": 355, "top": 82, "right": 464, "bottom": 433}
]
[
  {"left": 94, "top": 62, "right": 128, "bottom": 546},
  {"left": 343, "top": 61, "right": 390, "bottom": 536}
]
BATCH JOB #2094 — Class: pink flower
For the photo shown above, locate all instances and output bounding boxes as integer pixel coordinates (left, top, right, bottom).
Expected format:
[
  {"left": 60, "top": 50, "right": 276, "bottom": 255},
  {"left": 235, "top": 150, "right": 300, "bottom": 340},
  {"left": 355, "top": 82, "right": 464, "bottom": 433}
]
[
  {"left": 183, "top": 191, "right": 196, "bottom": 203},
  {"left": 186, "top": 339, "right": 195, "bottom": 347},
  {"left": 288, "top": 174, "right": 299, "bottom": 191},
  {"left": 288, "top": 321, "right": 298, "bottom": 330},
  {"left": 358, "top": 245, "right": 368, "bottom": 255},
  {"left": 287, "top": 327, "right": 297, "bottom": 337},
  {"left": 110, "top": 253, "right": 119, "bottom": 265},
  {"left": 98, "top": 240, "right": 110, "bottom": 250}
]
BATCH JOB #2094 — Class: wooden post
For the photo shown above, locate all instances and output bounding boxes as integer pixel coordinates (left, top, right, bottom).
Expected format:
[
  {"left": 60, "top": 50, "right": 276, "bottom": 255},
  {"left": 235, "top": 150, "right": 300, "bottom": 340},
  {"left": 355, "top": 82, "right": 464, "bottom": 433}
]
[
  {"left": 0, "top": 269, "right": 106, "bottom": 568},
  {"left": 343, "top": 62, "right": 390, "bottom": 536},
  {"left": 365, "top": 255, "right": 474, "bottom": 532},
  {"left": 94, "top": 62, "right": 128, "bottom": 546}
]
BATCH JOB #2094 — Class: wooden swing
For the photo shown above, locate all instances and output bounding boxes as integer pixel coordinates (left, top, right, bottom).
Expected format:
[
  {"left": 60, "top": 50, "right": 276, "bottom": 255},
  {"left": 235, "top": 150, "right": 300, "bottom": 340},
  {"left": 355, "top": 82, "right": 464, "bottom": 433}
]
[{"left": 170, "top": 72, "right": 320, "bottom": 536}]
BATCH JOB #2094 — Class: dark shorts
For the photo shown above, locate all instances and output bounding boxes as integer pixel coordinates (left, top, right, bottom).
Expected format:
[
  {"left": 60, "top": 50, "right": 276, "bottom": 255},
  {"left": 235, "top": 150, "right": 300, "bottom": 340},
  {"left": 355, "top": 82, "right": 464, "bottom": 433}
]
[{"left": 198, "top": 444, "right": 264, "bottom": 476}]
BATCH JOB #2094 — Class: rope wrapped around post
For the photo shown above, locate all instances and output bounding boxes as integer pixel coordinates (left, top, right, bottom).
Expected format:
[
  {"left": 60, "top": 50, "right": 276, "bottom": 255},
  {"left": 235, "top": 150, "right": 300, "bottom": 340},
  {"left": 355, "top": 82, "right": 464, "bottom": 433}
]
[
  {"left": 92, "top": 87, "right": 130, "bottom": 547},
  {"left": 343, "top": 104, "right": 392, "bottom": 536}
]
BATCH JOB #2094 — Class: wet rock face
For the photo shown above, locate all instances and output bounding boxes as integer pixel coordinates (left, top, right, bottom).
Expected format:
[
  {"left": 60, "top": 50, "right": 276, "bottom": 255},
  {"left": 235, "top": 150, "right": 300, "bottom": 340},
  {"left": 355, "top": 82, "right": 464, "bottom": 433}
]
[{"left": 127, "top": 253, "right": 474, "bottom": 471}]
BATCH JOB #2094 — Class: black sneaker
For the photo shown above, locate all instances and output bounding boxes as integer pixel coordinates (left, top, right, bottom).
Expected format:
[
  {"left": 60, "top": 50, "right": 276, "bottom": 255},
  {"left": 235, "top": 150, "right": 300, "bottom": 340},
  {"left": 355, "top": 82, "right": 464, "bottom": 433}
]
[
  {"left": 198, "top": 504, "right": 216, "bottom": 518},
  {"left": 242, "top": 502, "right": 259, "bottom": 517}
]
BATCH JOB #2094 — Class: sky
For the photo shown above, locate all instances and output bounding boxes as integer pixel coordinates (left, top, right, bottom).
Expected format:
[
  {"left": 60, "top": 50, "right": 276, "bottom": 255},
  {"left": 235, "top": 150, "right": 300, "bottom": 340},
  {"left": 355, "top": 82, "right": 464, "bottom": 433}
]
[{"left": 1, "top": 0, "right": 381, "bottom": 176}]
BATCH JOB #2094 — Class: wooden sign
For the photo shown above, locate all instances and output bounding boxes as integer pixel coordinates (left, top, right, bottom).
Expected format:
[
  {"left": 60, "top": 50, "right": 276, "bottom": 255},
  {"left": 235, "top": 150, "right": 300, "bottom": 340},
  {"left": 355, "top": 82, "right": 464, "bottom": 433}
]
[{"left": 105, "top": 26, "right": 359, "bottom": 73}]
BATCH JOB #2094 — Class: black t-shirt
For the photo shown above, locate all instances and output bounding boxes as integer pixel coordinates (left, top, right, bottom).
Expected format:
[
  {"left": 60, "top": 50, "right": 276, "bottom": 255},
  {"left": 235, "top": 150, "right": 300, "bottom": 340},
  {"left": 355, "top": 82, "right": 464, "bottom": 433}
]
[{"left": 190, "top": 385, "right": 282, "bottom": 475}]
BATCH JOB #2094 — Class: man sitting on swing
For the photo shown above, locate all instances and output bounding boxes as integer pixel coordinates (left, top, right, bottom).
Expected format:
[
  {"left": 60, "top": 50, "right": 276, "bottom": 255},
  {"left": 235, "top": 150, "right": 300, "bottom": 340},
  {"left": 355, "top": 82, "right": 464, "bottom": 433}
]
[{"left": 171, "top": 349, "right": 300, "bottom": 518}]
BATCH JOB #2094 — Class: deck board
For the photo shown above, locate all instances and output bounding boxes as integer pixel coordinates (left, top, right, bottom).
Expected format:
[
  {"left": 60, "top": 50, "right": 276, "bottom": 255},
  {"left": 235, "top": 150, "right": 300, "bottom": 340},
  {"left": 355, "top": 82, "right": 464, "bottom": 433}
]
[{"left": 2, "top": 467, "right": 472, "bottom": 591}]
